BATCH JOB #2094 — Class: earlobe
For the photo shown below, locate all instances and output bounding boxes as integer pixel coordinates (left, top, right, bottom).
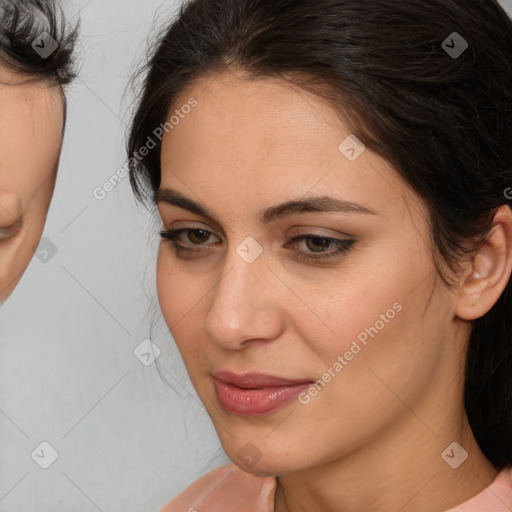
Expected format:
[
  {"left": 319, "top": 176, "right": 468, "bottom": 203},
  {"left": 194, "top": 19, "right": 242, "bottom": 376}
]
[{"left": 455, "top": 205, "right": 512, "bottom": 321}]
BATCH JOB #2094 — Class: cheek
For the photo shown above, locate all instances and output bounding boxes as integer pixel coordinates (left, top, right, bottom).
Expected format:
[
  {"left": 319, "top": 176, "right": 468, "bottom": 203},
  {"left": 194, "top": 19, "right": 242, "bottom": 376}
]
[
  {"left": 11, "top": 134, "right": 60, "bottom": 240},
  {"left": 298, "top": 271, "right": 404, "bottom": 366},
  {"left": 156, "top": 250, "right": 208, "bottom": 363},
  {"left": 27, "top": 176, "right": 55, "bottom": 227},
  {"left": 303, "top": 278, "right": 444, "bottom": 420},
  {"left": 301, "top": 259, "right": 443, "bottom": 402},
  {"left": 156, "top": 250, "right": 190, "bottom": 327}
]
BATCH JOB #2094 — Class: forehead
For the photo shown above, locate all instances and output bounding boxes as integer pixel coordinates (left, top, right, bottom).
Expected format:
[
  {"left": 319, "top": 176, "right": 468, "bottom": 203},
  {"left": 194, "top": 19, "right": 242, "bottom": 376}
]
[
  {"left": 159, "top": 70, "right": 422, "bottom": 224},
  {"left": 169, "top": 69, "right": 338, "bottom": 145},
  {"left": 0, "top": 72, "right": 64, "bottom": 192},
  {"left": 0, "top": 74, "right": 63, "bottom": 117},
  {"left": 161, "top": 70, "right": 350, "bottom": 186}
]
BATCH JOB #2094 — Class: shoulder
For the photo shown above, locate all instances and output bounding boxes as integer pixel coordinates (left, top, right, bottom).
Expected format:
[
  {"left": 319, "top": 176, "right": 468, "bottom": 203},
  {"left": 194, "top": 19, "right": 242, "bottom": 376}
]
[
  {"left": 157, "top": 463, "right": 277, "bottom": 512},
  {"left": 448, "top": 465, "right": 512, "bottom": 512}
]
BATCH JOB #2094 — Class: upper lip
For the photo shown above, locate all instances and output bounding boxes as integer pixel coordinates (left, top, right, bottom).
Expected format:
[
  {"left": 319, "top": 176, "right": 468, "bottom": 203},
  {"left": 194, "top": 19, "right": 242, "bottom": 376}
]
[{"left": 213, "top": 370, "right": 313, "bottom": 389}]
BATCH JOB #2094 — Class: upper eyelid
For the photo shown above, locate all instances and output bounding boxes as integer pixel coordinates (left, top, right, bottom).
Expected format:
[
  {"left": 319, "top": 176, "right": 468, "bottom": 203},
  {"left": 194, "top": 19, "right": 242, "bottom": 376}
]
[
  {"left": 0, "top": 229, "right": 13, "bottom": 241},
  {"left": 162, "top": 228, "right": 355, "bottom": 263},
  {"left": 165, "top": 226, "right": 351, "bottom": 245},
  {"left": 170, "top": 227, "right": 221, "bottom": 243},
  {"left": 162, "top": 219, "right": 354, "bottom": 239},
  {"left": 0, "top": 217, "right": 22, "bottom": 240}
]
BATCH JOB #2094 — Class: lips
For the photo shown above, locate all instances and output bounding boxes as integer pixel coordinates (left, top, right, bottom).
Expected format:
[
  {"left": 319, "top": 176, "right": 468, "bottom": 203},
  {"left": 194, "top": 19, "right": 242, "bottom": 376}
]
[
  {"left": 212, "top": 371, "right": 314, "bottom": 416},
  {"left": 213, "top": 370, "right": 314, "bottom": 388}
]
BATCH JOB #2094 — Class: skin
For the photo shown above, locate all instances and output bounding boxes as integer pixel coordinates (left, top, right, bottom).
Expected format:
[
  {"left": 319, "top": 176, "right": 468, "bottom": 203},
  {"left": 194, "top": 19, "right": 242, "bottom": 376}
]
[
  {"left": 0, "top": 67, "right": 64, "bottom": 302},
  {"left": 155, "top": 68, "right": 512, "bottom": 512}
]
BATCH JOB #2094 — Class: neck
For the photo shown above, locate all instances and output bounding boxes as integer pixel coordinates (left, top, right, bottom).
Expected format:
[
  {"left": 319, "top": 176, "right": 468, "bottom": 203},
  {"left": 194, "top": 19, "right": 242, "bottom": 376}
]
[{"left": 274, "top": 410, "right": 498, "bottom": 512}]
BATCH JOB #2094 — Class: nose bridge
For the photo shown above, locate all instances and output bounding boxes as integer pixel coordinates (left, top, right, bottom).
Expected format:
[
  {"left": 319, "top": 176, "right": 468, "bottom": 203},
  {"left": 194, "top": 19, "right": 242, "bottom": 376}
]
[{"left": 204, "top": 238, "right": 281, "bottom": 348}]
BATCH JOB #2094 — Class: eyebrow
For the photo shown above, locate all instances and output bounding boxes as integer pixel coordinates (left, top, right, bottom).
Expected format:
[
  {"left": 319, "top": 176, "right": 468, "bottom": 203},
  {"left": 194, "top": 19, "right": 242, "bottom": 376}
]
[{"left": 155, "top": 188, "right": 377, "bottom": 225}]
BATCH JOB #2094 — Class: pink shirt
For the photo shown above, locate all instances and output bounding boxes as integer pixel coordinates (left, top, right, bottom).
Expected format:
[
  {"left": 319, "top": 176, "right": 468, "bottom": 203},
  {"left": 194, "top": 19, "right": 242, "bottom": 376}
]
[{"left": 159, "top": 463, "right": 512, "bottom": 512}]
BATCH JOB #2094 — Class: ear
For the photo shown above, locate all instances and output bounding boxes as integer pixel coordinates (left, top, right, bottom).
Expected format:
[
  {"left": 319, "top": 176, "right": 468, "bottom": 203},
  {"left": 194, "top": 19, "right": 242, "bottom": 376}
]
[{"left": 455, "top": 205, "right": 512, "bottom": 321}]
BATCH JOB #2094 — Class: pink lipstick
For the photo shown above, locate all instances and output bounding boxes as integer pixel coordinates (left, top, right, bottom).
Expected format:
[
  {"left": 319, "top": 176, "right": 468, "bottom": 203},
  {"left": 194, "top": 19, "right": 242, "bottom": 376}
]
[{"left": 213, "top": 371, "right": 313, "bottom": 416}]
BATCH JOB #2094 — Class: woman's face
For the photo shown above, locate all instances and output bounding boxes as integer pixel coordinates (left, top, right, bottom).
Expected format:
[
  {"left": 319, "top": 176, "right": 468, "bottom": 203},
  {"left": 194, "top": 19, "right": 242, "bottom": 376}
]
[
  {"left": 156, "top": 70, "right": 466, "bottom": 475},
  {"left": 0, "top": 71, "right": 64, "bottom": 302}
]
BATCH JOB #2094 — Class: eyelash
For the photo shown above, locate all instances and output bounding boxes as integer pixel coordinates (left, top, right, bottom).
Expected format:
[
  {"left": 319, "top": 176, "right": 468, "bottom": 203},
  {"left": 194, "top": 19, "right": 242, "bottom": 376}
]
[
  {"left": 0, "top": 225, "right": 19, "bottom": 242},
  {"left": 0, "top": 216, "right": 23, "bottom": 242},
  {"left": 159, "top": 228, "right": 355, "bottom": 262}
]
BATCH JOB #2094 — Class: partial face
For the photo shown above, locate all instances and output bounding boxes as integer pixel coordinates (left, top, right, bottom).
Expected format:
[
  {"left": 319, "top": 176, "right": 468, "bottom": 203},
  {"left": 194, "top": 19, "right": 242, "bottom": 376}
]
[
  {"left": 156, "top": 70, "right": 463, "bottom": 475},
  {"left": 0, "top": 69, "right": 64, "bottom": 302}
]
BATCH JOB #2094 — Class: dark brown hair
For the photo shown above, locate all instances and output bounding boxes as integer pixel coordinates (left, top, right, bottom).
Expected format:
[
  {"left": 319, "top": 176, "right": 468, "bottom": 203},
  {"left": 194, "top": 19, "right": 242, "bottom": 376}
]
[
  {"left": 0, "top": 0, "right": 78, "bottom": 86},
  {"left": 128, "top": 0, "right": 512, "bottom": 469}
]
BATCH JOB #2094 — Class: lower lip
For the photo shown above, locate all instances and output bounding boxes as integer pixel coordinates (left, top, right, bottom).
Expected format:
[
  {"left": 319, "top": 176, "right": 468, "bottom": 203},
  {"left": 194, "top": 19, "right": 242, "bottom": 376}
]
[{"left": 214, "top": 379, "right": 312, "bottom": 416}]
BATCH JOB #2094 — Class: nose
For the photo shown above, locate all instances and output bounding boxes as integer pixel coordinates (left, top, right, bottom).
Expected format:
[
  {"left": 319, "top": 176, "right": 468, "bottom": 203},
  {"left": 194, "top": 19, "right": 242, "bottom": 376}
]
[{"left": 204, "top": 242, "right": 285, "bottom": 351}]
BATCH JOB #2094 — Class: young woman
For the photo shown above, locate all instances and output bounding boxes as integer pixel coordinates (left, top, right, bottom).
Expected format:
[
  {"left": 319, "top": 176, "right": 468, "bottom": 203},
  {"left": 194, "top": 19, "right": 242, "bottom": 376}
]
[
  {"left": 0, "top": 0, "right": 77, "bottom": 302},
  {"left": 127, "top": 0, "right": 512, "bottom": 510}
]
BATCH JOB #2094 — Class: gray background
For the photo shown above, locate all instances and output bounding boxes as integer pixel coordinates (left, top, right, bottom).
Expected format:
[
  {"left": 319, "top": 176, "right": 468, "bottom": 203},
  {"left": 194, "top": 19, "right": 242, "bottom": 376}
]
[
  {"left": 0, "top": 1, "right": 227, "bottom": 511},
  {"left": 0, "top": 0, "right": 511, "bottom": 510}
]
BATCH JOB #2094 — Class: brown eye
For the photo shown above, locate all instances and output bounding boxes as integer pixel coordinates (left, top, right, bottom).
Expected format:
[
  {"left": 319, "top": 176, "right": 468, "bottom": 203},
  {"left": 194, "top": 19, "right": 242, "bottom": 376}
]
[
  {"left": 304, "top": 236, "right": 331, "bottom": 253},
  {"left": 285, "top": 234, "right": 355, "bottom": 262},
  {"left": 187, "top": 229, "right": 211, "bottom": 244}
]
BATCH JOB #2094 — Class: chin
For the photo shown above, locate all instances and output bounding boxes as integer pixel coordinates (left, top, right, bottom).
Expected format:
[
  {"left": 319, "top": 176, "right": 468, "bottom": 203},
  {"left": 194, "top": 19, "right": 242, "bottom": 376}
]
[
  {"left": 232, "top": 458, "right": 293, "bottom": 478},
  {"left": 220, "top": 438, "right": 307, "bottom": 477}
]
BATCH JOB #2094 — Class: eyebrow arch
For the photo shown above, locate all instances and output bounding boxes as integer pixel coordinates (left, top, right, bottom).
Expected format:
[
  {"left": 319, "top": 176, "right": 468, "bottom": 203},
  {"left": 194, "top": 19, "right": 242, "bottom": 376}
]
[{"left": 154, "top": 188, "right": 377, "bottom": 225}]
